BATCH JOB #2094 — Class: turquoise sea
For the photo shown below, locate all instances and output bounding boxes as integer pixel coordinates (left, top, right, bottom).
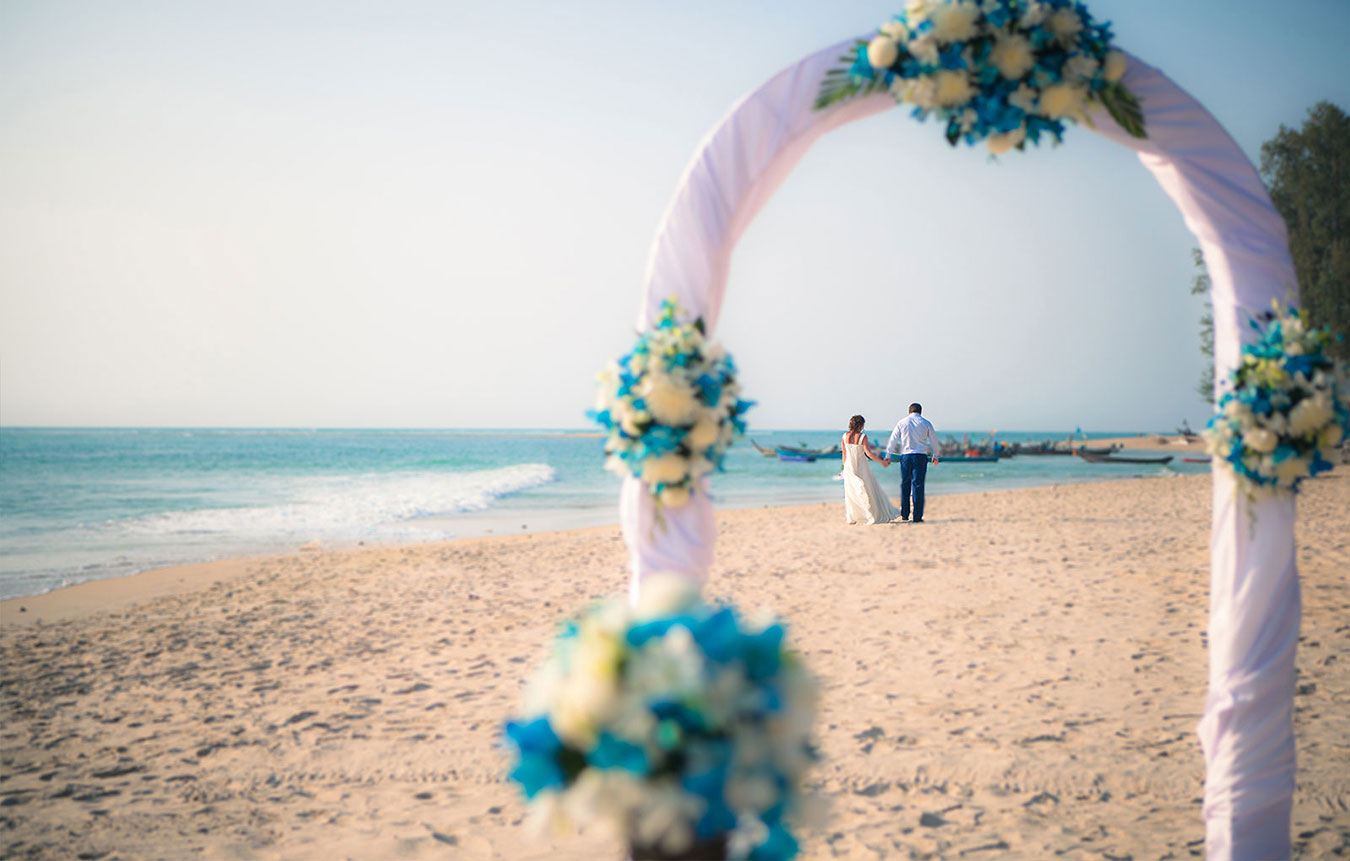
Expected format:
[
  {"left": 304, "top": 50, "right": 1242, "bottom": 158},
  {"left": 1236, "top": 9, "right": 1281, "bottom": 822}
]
[{"left": 0, "top": 428, "right": 1204, "bottom": 600}]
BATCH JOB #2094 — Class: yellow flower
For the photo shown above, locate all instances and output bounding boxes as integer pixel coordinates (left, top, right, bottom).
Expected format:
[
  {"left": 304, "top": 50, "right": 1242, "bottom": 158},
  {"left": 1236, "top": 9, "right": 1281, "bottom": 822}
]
[
  {"left": 989, "top": 33, "right": 1034, "bottom": 80},
  {"left": 1038, "top": 83, "right": 1087, "bottom": 119},
  {"left": 1244, "top": 427, "right": 1278, "bottom": 454},
  {"left": 933, "top": 69, "right": 976, "bottom": 107},
  {"left": 644, "top": 452, "right": 689, "bottom": 486},
  {"left": 685, "top": 413, "right": 720, "bottom": 451},
  {"left": 638, "top": 372, "right": 699, "bottom": 426},
  {"left": 931, "top": 1, "right": 980, "bottom": 43},
  {"left": 867, "top": 36, "right": 900, "bottom": 69},
  {"left": 659, "top": 484, "right": 691, "bottom": 507},
  {"left": 1047, "top": 8, "right": 1083, "bottom": 44},
  {"left": 987, "top": 125, "right": 1026, "bottom": 155},
  {"left": 1103, "top": 50, "right": 1127, "bottom": 83}
]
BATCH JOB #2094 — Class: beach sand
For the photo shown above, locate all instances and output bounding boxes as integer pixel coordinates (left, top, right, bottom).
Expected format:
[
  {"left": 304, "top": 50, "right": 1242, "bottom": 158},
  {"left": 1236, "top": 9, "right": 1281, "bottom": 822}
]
[{"left": 2, "top": 474, "right": 1347, "bottom": 859}]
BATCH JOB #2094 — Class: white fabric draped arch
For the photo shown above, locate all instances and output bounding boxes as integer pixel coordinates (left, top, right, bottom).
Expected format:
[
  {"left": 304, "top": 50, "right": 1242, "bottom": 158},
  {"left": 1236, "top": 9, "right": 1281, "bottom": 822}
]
[{"left": 620, "top": 37, "right": 1299, "bottom": 859}]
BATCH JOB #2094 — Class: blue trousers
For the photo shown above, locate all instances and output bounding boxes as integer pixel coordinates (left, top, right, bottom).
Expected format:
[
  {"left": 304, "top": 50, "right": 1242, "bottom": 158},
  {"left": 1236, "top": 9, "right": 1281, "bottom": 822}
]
[{"left": 899, "top": 453, "right": 929, "bottom": 521}]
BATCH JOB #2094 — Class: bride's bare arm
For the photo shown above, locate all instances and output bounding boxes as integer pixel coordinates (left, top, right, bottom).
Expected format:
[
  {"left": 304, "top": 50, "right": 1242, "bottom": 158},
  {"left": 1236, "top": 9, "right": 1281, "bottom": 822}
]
[{"left": 863, "top": 436, "right": 886, "bottom": 464}]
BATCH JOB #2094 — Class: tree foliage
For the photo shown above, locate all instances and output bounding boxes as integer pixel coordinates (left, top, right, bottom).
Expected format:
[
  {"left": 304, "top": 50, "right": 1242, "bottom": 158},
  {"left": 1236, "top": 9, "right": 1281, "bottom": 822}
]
[
  {"left": 1260, "top": 101, "right": 1350, "bottom": 359},
  {"left": 1190, "top": 248, "right": 1214, "bottom": 404}
]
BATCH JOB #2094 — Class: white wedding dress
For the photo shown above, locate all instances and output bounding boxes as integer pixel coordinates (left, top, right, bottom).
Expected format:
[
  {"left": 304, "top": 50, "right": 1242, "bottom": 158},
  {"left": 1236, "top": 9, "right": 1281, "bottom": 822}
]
[{"left": 842, "top": 442, "right": 900, "bottom": 525}]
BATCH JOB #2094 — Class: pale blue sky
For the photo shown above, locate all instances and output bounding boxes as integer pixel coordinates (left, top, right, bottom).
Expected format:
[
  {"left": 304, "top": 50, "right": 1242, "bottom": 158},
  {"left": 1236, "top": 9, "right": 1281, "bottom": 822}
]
[{"left": 2, "top": 1, "right": 1347, "bottom": 431}]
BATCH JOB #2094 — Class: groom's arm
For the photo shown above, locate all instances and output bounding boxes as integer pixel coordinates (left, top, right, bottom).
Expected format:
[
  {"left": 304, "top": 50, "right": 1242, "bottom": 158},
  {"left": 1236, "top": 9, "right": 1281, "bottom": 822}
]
[
  {"left": 927, "top": 423, "right": 940, "bottom": 462},
  {"left": 884, "top": 424, "right": 902, "bottom": 461}
]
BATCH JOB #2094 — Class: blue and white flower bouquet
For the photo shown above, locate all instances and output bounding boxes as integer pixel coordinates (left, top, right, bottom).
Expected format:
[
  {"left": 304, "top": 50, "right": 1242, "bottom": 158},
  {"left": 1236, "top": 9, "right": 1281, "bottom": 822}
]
[
  {"left": 1205, "top": 304, "right": 1350, "bottom": 498},
  {"left": 817, "top": 0, "right": 1146, "bottom": 153},
  {"left": 504, "top": 576, "right": 818, "bottom": 860},
  {"left": 592, "top": 300, "right": 752, "bottom": 508}
]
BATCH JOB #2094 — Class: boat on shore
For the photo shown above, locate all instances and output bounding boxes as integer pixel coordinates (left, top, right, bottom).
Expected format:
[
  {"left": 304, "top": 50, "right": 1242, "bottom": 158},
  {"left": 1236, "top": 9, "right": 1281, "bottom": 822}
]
[
  {"left": 1076, "top": 451, "right": 1174, "bottom": 465},
  {"left": 750, "top": 439, "right": 778, "bottom": 458}
]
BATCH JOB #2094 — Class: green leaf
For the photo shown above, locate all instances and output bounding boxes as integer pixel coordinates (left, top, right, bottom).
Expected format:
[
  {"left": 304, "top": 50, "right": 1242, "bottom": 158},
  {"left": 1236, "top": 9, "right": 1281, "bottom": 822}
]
[
  {"left": 1100, "top": 83, "right": 1147, "bottom": 139},
  {"left": 945, "top": 119, "right": 962, "bottom": 146}
]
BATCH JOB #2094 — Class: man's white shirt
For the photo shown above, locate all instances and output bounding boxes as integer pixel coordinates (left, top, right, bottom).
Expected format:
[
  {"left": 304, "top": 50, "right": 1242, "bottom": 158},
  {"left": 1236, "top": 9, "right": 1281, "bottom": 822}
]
[{"left": 886, "top": 413, "right": 939, "bottom": 457}]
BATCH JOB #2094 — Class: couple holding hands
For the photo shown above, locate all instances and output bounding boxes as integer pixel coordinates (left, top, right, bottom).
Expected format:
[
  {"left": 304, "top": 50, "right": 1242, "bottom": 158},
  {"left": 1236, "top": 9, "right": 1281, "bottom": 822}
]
[{"left": 842, "top": 403, "right": 939, "bottom": 525}]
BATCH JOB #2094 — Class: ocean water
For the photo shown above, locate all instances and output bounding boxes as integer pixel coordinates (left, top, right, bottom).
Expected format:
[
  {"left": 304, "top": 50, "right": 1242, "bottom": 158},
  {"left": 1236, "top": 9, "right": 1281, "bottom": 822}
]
[{"left": 0, "top": 427, "right": 1205, "bottom": 600}]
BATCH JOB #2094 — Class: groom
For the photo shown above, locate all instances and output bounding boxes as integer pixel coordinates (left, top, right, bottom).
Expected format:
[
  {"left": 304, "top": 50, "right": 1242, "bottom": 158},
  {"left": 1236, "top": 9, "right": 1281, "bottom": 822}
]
[{"left": 882, "top": 403, "right": 940, "bottom": 523}]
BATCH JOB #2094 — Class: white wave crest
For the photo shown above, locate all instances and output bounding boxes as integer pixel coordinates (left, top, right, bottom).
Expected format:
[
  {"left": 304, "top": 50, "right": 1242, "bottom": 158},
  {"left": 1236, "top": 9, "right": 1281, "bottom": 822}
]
[{"left": 118, "top": 463, "right": 556, "bottom": 540}]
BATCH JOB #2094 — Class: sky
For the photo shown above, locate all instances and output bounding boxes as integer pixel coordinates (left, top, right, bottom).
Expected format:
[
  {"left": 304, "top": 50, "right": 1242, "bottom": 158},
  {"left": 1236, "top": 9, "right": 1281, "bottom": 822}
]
[{"left": 2, "top": 0, "right": 1348, "bottom": 432}]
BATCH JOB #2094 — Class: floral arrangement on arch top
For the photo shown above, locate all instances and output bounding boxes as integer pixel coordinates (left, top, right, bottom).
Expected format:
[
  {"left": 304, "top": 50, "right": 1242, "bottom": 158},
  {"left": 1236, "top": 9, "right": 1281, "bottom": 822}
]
[{"left": 816, "top": 0, "right": 1147, "bottom": 154}]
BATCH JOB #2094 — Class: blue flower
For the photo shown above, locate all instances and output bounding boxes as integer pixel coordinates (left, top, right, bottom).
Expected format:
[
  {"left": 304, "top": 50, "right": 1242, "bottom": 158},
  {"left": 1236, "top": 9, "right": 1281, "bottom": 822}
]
[
  {"left": 750, "top": 823, "right": 800, "bottom": 861},
  {"left": 504, "top": 717, "right": 566, "bottom": 798},
  {"left": 692, "top": 608, "right": 741, "bottom": 663},
  {"left": 588, "top": 732, "right": 649, "bottom": 774},
  {"left": 696, "top": 373, "right": 722, "bottom": 407},
  {"left": 741, "top": 625, "right": 785, "bottom": 682}
]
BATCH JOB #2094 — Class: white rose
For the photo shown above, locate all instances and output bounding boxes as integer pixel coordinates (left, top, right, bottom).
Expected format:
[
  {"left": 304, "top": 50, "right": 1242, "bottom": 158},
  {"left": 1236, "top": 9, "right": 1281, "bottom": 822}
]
[
  {"left": 905, "top": 0, "right": 934, "bottom": 21},
  {"left": 906, "top": 34, "right": 940, "bottom": 66},
  {"left": 685, "top": 413, "right": 720, "bottom": 450},
  {"left": 933, "top": 69, "right": 976, "bottom": 107},
  {"left": 1063, "top": 55, "right": 1099, "bottom": 82},
  {"left": 987, "top": 124, "right": 1026, "bottom": 155},
  {"left": 880, "top": 19, "right": 908, "bottom": 40},
  {"left": 1320, "top": 423, "right": 1345, "bottom": 449},
  {"left": 633, "top": 572, "right": 701, "bottom": 620},
  {"left": 644, "top": 452, "right": 689, "bottom": 485},
  {"left": 1244, "top": 427, "right": 1278, "bottom": 454},
  {"left": 892, "top": 76, "right": 937, "bottom": 109},
  {"left": 638, "top": 372, "right": 699, "bottom": 426},
  {"left": 989, "top": 33, "right": 1034, "bottom": 80},
  {"left": 594, "top": 362, "right": 621, "bottom": 411},
  {"left": 1008, "top": 82, "right": 1038, "bottom": 113},
  {"left": 867, "top": 36, "right": 900, "bottom": 70},
  {"left": 1019, "top": 1, "right": 1047, "bottom": 28},
  {"left": 659, "top": 484, "right": 691, "bottom": 507},
  {"left": 1047, "top": 8, "right": 1083, "bottom": 43},
  {"left": 1274, "top": 454, "right": 1311, "bottom": 485},
  {"left": 1038, "top": 82, "right": 1087, "bottom": 118},
  {"left": 1103, "top": 50, "right": 1128, "bottom": 82},
  {"left": 1288, "top": 395, "right": 1334, "bottom": 438},
  {"left": 620, "top": 407, "right": 650, "bottom": 437},
  {"left": 931, "top": 1, "right": 980, "bottom": 43}
]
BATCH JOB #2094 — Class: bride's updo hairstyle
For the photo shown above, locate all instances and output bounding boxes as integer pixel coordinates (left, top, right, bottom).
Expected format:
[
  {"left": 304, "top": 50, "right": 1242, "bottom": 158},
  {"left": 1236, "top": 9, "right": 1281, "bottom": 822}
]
[{"left": 848, "top": 415, "right": 865, "bottom": 434}]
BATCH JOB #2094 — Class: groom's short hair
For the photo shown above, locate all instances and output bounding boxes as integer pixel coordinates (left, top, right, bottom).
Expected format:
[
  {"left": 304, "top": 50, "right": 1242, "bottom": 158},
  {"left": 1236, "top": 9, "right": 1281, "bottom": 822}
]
[{"left": 909, "top": 403, "right": 922, "bottom": 414}]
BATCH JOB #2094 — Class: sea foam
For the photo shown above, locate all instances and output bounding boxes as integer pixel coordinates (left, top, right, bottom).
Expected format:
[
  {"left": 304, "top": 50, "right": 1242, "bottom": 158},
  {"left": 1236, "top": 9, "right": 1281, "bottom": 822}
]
[{"left": 117, "top": 463, "right": 557, "bottom": 541}]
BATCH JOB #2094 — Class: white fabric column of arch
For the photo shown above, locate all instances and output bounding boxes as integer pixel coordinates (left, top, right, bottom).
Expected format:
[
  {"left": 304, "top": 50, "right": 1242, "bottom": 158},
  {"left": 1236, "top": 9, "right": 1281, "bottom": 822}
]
[{"left": 621, "top": 37, "right": 1298, "bottom": 859}]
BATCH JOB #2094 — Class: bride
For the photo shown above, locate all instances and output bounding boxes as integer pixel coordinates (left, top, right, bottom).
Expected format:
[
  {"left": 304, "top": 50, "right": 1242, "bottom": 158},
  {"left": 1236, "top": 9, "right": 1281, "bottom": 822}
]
[{"left": 842, "top": 415, "right": 901, "bottom": 525}]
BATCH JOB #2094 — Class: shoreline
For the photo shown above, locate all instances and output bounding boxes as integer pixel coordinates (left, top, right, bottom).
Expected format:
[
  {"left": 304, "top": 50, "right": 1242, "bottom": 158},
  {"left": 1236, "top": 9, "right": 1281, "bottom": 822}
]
[{"left": 3, "top": 469, "right": 1194, "bottom": 626}]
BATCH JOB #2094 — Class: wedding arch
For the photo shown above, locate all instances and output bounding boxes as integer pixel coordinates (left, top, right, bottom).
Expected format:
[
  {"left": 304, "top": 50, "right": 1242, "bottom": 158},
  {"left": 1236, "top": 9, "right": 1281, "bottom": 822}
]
[{"left": 607, "top": 29, "right": 1302, "bottom": 861}]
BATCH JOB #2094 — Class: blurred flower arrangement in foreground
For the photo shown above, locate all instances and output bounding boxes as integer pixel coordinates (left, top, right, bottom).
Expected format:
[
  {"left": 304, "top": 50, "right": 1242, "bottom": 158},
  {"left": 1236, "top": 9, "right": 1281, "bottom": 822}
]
[
  {"left": 503, "top": 576, "right": 817, "bottom": 860},
  {"left": 1205, "top": 303, "right": 1350, "bottom": 498},
  {"left": 591, "top": 300, "right": 752, "bottom": 508},
  {"left": 817, "top": 0, "right": 1146, "bottom": 153}
]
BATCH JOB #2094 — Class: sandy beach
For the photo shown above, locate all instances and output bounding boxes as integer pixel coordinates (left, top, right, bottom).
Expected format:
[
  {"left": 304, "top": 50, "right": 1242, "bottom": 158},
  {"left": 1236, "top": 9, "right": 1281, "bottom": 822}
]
[{"left": 2, "top": 473, "right": 1347, "bottom": 859}]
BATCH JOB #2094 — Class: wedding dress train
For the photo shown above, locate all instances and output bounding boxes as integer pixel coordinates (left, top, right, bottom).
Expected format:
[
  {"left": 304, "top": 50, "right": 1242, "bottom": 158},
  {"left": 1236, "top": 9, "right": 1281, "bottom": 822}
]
[{"left": 842, "top": 443, "right": 900, "bottom": 525}]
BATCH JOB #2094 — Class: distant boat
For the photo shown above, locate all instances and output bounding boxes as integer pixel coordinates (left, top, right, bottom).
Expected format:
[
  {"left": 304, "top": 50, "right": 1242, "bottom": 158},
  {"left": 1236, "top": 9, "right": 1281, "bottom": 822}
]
[
  {"left": 1076, "top": 451, "right": 1174, "bottom": 465},
  {"left": 1076, "top": 444, "right": 1122, "bottom": 456},
  {"left": 1183, "top": 456, "right": 1212, "bottom": 463},
  {"left": 777, "top": 452, "right": 817, "bottom": 463},
  {"left": 941, "top": 455, "right": 999, "bottom": 463},
  {"left": 750, "top": 439, "right": 778, "bottom": 458},
  {"left": 775, "top": 443, "right": 840, "bottom": 458}
]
